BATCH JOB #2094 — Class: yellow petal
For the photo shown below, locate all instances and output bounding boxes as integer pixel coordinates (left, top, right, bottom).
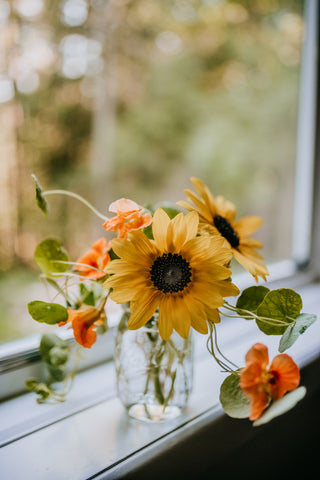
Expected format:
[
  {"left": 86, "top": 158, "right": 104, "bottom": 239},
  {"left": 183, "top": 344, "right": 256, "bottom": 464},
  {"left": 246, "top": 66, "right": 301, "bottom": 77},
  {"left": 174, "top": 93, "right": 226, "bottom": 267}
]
[
  {"left": 185, "top": 211, "right": 199, "bottom": 242},
  {"left": 183, "top": 296, "right": 208, "bottom": 334},
  {"left": 234, "top": 216, "right": 263, "bottom": 237},
  {"left": 152, "top": 208, "right": 170, "bottom": 251},
  {"left": 128, "top": 290, "right": 160, "bottom": 329},
  {"left": 158, "top": 297, "right": 174, "bottom": 341},
  {"left": 206, "top": 308, "right": 221, "bottom": 324},
  {"left": 183, "top": 189, "right": 213, "bottom": 222},
  {"left": 110, "top": 237, "right": 154, "bottom": 266},
  {"left": 191, "top": 177, "right": 217, "bottom": 216},
  {"left": 171, "top": 295, "right": 191, "bottom": 338},
  {"left": 170, "top": 212, "right": 188, "bottom": 251},
  {"left": 233, "top": 249, "right": 269, "bottom": 281}
]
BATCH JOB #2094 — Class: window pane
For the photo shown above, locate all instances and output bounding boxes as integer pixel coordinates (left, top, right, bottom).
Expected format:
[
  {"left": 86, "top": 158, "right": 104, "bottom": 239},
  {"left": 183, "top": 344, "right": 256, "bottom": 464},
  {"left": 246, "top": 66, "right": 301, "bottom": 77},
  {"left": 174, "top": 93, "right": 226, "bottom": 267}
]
[{"left": 0, "top": 0, "right": 304, "bottom": 343}]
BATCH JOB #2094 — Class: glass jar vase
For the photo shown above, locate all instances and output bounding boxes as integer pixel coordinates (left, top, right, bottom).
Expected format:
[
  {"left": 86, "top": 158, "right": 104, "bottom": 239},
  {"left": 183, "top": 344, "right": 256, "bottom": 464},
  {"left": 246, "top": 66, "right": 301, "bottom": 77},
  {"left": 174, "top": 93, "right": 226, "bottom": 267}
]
[{"left": 114, "top": 306, "right": 194, "bottom": 422}]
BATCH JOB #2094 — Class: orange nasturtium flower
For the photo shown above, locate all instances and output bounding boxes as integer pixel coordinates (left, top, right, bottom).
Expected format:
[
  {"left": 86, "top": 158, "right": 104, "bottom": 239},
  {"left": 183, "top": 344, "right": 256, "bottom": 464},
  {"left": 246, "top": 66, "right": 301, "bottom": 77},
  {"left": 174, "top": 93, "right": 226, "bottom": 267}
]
[
  {"left": 59, "top": 307, "right": 105, "bottom": 348},
  {"left": 75, "top": 238, "right": 111, "bottom": 280},
  {"left": 240, "top": 343, "right": 300, "bottom": 420},
  {"left": 103, "top": 198, "right": 152, "bottom": 239},
  {"left": 177, "top": 178, "right": 269, "bottom": 281}
]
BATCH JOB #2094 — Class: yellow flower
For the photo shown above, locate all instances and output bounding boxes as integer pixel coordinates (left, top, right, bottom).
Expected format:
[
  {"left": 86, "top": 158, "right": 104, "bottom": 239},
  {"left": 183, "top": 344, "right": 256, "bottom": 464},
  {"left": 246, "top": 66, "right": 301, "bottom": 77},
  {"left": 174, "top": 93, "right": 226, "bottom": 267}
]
[
  {"left": 103, "top": 208, "right": 239, "bottom": 341},
  {"left": 177, "top": 178, "right": 269, "bottom": 281}
]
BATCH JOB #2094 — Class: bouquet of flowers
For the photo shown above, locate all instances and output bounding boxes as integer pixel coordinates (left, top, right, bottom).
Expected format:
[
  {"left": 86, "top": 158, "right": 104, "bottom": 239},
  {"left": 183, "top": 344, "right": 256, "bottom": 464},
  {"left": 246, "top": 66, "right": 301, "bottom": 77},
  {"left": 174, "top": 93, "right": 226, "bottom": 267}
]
[{"left": 27, "top": 175, "right": 316, "bottom": 425}]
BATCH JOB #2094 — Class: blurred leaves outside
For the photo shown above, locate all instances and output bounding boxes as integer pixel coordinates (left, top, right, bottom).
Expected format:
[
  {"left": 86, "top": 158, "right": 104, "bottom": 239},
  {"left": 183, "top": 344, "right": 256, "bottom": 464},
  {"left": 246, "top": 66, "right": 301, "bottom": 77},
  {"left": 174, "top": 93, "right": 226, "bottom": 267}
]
[{"left": 0, "top": 0, "right": 304, "bottom": 343}]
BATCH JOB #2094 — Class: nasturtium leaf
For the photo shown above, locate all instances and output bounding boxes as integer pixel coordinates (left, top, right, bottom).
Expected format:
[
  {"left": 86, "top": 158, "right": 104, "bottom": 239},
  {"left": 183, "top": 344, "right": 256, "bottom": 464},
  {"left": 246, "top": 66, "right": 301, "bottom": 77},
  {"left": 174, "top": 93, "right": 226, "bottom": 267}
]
[
  {"left": 256, "top": 288, "right": 302, "bottom": 335},
  {"left": 25, "top": 378, "right": 39, "bottom": 391},
  {"left": 253, "top": 387, "right": 307, "bottom": 427},
  {"left": 154, "top": 202, "right": 183, "bottom": 219},
  {"left": 39, "top": 333, "right": 65, "bottom": 363},
  {"left": 34, "top": 383, "right": 51, "bottom": 399},
  {"left": 32, "top": 174, "right": 48, "bottom": 215},
  {"left": 34, "top": 238, "right": 69, "bottom": 276},
  {"left": 236, "top": 286, "right": 270, "bottom": 316},
  {"left": 80, "top": 283, "right": 95, "bottom": 306},
  {"left": 47, "top": 364, "right": 66, "bottom": 382},
  {"left": 49, "top": 346, "right": 69, "bottom": 367},
  {"left": 219, "top": 373, "right": 250, "bottom": 419},
  {"left": 28, "top": 301, "right": 68, "bottom": 325},
  {"left": 279, "top": 313, "right": 317, "bottom": 352}
]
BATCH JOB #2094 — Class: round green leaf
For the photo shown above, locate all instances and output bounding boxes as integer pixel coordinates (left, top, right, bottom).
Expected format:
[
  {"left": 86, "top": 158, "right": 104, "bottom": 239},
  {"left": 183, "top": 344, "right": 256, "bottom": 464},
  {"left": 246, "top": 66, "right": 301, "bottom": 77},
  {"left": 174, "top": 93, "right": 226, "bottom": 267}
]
[
  {"left": 153, "top": 202, "right": 183, "bottom": 219},
  {"left": 279, "top": 313, "right": 317, "bottom": 352},
  {"left": 219, "top": 373, "right": 250, "bottom": 419},
  {"left": 253, "top": 387, "right": 306, "bottom": 426},
  {"left": 47, "top": 364, "right": 66, "bottom": 382},
  {"left": 34, "top": 238, "right": 69, "bottom": 276},
  {"left": 28, "top": 301, "right": 68, "bottom": 325},
  {"left": 236, "top": 286, "right": 270, "bottom": 316},
  {"left": 256, "top": 288, "right": 302, "bottom": 335},
  {"left": 49, "top": 346, "right": 69, "bottom": 367},
  {"left": 39, "top": 333, "right": 65, "bottom": 362}
]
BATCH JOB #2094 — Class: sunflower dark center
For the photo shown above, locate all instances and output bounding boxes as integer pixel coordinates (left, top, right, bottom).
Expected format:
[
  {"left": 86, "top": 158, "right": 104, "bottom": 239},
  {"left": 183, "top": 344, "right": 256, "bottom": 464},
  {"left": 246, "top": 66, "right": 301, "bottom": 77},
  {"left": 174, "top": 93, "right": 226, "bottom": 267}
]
[
  {"left": 214, "top": 215, "right": 240, "bottom": 248},
  {"left": 150, "top": 253, "right": 192, "bottom": 294}
]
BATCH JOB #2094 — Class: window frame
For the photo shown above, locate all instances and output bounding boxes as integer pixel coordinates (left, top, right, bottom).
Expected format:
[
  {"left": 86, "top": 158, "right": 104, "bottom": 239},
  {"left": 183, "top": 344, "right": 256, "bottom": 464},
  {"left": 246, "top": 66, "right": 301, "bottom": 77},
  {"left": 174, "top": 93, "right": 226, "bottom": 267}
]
[
  {"left": 1, "top": 2, "right": 320, "bottom": 477},
  {"left": 0, "top": 0, "right": 319, "bottom": 403}
]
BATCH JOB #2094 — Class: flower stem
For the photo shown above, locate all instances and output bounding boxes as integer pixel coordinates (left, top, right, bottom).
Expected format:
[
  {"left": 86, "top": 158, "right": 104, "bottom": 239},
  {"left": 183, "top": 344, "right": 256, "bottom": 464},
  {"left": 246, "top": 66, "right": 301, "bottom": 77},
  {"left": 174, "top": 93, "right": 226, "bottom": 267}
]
[
  {"left": 206, "top": 322, "right": 238, "bottom": 373},
  {"left": 44, "top": 190, "right": 109, "bottom": 221}
]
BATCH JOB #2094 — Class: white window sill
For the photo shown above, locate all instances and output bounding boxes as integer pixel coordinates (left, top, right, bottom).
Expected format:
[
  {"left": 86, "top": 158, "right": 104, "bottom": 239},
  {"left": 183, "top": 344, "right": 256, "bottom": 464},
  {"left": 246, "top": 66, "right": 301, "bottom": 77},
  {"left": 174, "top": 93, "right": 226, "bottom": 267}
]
[{"left": 1, "top": 278, "right": 320, "bottom": 479}]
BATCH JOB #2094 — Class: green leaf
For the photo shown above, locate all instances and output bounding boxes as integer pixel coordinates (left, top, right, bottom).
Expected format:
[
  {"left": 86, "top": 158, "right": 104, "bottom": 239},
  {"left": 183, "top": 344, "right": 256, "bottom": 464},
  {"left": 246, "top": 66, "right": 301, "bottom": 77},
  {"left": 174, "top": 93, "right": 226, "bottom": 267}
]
[
  {"left": 34, "top": 238, "right": 69, "bottom": 276},
  {"left": 28, "top": 301, "right": 68, "bottom": 325},
  {"left": 39, "top": 334, "right": 65, "bottom": 362},
  {"left": 49, "top": 346, "right": 69, "bottom": 366},
  {"left": 34, "top": 383, "right": 51, "bottom": 399},
  {"left": 279, "top": 313, "right": 317, "bottom": 352},
  {"left": 47, "top": 364, "right": 67, "bottom": 382},
  {"left": 32, "top": 174, "right": 48, "bottom": 215},
  {"left": 236, "top": 286, "right": 270, "bottom": 316},
  {"left": 256, "top": 288, "right": 302, "bottom": 335},
  {"left": 25, "top": 378, "right": 39, "bottom": 391},
  {"left": 154, "top": 202, "right": 184, "bottom": 219},
  {"left": 253, "top": 387, "right": 307, "bottom": 426},
  {"left": 219, "top": 373, "right": 250, "bottom": 419},
  {"left": 80, "top": 283, "right": 95, "bottom": 306}
]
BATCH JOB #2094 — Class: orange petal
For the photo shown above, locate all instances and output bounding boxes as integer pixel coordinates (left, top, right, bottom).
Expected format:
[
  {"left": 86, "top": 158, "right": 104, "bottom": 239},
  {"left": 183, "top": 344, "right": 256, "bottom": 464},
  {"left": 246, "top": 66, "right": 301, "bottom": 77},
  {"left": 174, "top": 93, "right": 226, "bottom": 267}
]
[
  {"left": 270, "top": 353, "right": 300, "bottom": 399},
  {"left": 244, "top": 343, "right": 269, "bottom": 369},
  {"left": 249, "top": 390, "right": 269, "bottom": 421},
  {"left": 72, "top": 318, "right": 97, "bottom": 348},
  {"left": 109, "top": 198, "right": 141, "bottom": 214}
]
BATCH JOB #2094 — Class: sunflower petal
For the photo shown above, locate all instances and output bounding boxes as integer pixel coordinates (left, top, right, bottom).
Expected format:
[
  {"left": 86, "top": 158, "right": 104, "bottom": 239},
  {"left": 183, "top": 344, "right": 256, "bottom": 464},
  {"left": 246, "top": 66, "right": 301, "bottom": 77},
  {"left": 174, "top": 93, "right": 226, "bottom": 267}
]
[
  {"left": 170, "top": 212, "right": 188, "bottom": 251},
  {"left": 158, "top": 297, "right": 174, "bottom": 341},
  {"left": 128, "top": 291, "right": 160, "bottom": 330},
  {"left": 183, "top": 189, "right": 213, "bottom": 222},
  {"left": 234, "top": 216, "right": 263, "bottom": 236},
  {"left": 171, "top": 295, "right": 191, "bottom": 338},
  {"left": 152, "top": 208, "right": 171, "bottom": 251}
]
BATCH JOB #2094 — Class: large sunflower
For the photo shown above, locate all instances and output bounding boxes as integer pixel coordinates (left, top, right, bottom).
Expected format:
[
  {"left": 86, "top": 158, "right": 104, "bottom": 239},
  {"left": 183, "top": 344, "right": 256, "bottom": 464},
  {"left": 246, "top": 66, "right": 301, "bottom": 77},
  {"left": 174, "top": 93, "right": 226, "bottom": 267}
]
[
  {"left": 177, "top": 178, "right": 269, "bottom": 281},
  {"left": 103, "top": 208, "right": 239, "bottom": 341}
]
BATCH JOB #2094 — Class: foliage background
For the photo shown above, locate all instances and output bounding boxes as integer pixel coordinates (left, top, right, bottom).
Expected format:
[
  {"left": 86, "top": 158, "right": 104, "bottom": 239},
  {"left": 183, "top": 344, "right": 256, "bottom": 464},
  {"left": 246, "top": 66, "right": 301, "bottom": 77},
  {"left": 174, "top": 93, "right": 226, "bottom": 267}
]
[{"left": 0, "top": 0, "right": 304, "bottom": 342}]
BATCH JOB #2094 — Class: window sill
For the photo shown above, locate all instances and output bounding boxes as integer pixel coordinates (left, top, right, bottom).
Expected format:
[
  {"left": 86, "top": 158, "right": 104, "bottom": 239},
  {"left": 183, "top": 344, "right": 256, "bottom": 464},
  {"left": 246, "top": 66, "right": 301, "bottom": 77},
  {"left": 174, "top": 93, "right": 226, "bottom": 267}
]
[{"left": 1, "top": 278, "right": 320, "bottom": 479}]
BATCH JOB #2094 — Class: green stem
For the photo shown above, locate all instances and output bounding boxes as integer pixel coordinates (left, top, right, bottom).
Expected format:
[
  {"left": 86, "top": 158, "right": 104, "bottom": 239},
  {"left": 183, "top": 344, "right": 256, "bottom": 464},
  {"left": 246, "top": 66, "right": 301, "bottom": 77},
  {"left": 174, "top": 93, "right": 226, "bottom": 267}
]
[
  {"left": 53, "top": 260, "right": 106, "bottom": 274},
  {"left": 44, "top": 190, "right": 109, "bottom": 221},
  {"left": 222, "top": 302, "right": 293, "bottom": 327},
  {"left": 206, "top": 323, "right": 237, "bottom": 373}
]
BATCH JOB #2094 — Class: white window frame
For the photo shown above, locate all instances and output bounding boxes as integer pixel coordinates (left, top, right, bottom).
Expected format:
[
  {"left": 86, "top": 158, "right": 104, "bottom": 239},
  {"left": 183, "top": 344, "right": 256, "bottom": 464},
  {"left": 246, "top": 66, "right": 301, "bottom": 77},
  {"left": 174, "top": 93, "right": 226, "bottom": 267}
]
[{"left": 0, "top": 1, "right": 319, "bottom": 477}]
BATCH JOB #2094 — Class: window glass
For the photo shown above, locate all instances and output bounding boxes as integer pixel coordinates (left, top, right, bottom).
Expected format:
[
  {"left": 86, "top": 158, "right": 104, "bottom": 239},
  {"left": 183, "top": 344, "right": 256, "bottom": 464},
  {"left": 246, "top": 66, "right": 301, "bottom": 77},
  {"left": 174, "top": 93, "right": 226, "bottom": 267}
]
[{"left": 0, "top": 0, "right": 304, "bottom": 343}]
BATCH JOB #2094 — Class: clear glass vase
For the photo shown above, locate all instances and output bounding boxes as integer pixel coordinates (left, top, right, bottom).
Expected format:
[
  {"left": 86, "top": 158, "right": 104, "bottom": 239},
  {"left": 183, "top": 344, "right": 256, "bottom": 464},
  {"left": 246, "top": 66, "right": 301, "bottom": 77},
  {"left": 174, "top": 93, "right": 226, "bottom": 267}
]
[{"left": 114, "top": 305, "right": 194, "bottom": 423}]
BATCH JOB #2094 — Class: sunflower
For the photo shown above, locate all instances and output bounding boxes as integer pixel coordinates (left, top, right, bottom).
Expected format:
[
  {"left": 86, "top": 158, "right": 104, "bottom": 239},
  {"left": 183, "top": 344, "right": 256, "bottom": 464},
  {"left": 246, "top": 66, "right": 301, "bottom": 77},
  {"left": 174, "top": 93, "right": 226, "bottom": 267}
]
[
  {"left": 103, "top": 208, "right": 239, "bottom": 341},
  {"left": 177, "top": 177, "right": 269, "bottom": 281}
]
